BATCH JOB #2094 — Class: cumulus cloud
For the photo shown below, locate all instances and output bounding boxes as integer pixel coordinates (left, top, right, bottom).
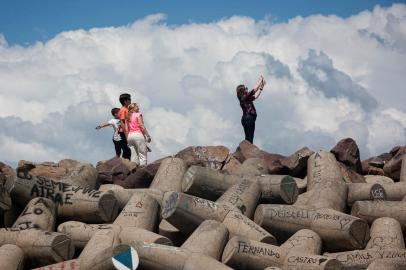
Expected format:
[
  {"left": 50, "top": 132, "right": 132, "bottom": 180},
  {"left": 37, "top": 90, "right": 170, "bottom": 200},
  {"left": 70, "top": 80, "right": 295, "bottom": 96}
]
[{"left": 0, "top": 4, "right": 406, "bottom": 165}]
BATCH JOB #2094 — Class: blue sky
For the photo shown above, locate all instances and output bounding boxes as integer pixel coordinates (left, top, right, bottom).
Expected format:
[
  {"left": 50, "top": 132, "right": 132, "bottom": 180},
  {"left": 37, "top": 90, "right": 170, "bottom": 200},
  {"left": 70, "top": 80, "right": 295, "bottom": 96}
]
[
  {"left": 0, "top": 1, "right": 405, "bottom": 165},
  {"left": 0, "top": 0, "right": 402, "bottom": 45}
]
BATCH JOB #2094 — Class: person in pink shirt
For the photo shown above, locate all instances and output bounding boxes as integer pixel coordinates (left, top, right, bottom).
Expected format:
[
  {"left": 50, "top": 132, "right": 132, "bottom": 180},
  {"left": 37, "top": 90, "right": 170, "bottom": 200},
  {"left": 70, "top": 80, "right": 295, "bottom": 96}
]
[{"left": 126, "top": 102, "right": 151, "bottom": 166}]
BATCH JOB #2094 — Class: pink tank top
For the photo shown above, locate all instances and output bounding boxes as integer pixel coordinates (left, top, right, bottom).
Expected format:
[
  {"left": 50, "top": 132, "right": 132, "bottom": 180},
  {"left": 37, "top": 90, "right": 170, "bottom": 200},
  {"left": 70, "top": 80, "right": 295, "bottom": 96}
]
[{"left": 128, "top": 112, "right": 142, "bottom": 134}]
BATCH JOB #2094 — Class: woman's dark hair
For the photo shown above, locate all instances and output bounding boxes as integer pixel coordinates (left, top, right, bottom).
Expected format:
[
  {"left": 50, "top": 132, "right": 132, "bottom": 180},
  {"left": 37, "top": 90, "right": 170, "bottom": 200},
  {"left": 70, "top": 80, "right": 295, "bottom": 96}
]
[
  {"left": 119, "top": 93, "right": 131, "bottom": 105},
  {"left": 111, "top": 108, "right": 120, "bottom": 116},
  {"left": 236, "top": 84, "right": 246, "bottom": 100}
]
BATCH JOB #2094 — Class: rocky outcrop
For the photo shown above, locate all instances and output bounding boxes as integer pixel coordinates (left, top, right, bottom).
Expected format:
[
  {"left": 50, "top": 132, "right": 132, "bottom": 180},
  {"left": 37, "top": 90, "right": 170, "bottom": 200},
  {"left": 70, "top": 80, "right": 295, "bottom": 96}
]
[
  {"left": 330, "top": 138, "right": 362, "bottom": 173},
  {"left": 383, "top": 146, "right": 406, "bottom": 181},
  {"left": 96, "top": 157, "right": 134, "bottom": 186},
  {"left": 175, "top": 146, "right": 230, "bottom": 170},
  {"left": 362, "top": 152, "right": 392, "bottom": 175},
  {"left": 233, "top": 140, "right": 313, "bottom": 177}
]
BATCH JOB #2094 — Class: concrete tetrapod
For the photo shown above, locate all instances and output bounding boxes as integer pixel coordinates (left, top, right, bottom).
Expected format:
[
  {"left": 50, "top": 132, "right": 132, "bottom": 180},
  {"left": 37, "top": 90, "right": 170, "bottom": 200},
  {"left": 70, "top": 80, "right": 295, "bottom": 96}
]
[
  {"left": 58, "top": 222, "right": 171, "bottom": 249},
  {"left": 0, "top": 228, "right": 74, "bottom": 266},
  {"left": 12, "top": 197, "right": 56, "bottom": 231},
  {"left": 58, "top": 192, "right": 169, "bottom": 249},
  {"left": 366, "top": 260, "right": 404, "bottom": 270},
  {"left": 113, "top": 192, "right": 159, "bottom": 230},
  {"left": 180, "top": 220, "right": 229, "bottom": 260},
  {"left": 182, "top": 165, "right": 298, "bottom": 204},
  {"left": 215, "top": 178, "right": 261, "bottom": 218},
  {"left": 222, "top": 229, "right": 342, "bottom": 270},
  {"left": 0, "top": 244, "right": 24, "bottom": 270},
  {"left": 233, "top": 158, "right": 269, "bottom": 177},
  {"left": 324, "top": 217, "right": 406, "bottom": 269},
  {"left": 99, "top": 184, "right": 185, "bottom": 246},
  {"left": 351, "top": 200, "right": 406, "bottom": 229},
  {"left": 305, "top": 151, "right": 347, "bottom": 212},
  {"left": 254, "top": 151, "right": 369, "bottom": 251},
  {"left": 117, "top": 241, "right": 232, "bottom": 270},
  {"left": 78, "top": 229, "right": 119, "bottom": 270},
  {"left": 16, "top": 160, "right": 98, "bottom": 189},
  {"left": 254, "top": 205, "right": 369, "bottom": 251},
  {"left": 149, "top": 157, "right": 187, "bottom": 193},
  {"left": 99, "top": 184, "right": 165, "bottom": 209},
  {"left": 11, "top": 175, "right": 119, "bottom": 223},
  {"left": 158, "top": 219, "right": 187, "bottom": 247},
  {"left": 364, "top": 175, "right": 394, "bottom": 184},
  {"left": 161, "top": 191, "right": 276, "bottom": 244},
  {"left": 347, "top": 182, "right": 406, "bottom": 205}
]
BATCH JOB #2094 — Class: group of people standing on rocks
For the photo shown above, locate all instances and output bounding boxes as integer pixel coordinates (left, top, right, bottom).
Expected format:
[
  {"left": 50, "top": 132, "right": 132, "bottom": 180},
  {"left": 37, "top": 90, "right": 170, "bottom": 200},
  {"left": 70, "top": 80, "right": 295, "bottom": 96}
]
[
  {"left": 96, "top": 75, "right": 266, "bottom": 165},
  {"left": 96, "top": 93, "right": 151, "bottom": 166}
]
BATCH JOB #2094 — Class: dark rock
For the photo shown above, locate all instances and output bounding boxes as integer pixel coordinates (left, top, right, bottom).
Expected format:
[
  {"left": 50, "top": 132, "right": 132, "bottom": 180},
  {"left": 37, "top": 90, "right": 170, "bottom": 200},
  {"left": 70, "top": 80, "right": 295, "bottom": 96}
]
[
  {"left": 96, "top": 157, "right": 130, "bottom": 186},
  {"left": 175, "top": 146, "right": 229, "bottom": 170},
  {"left": 383, "top": 146, "right": 406, "bottom": 181},
  {"left": 119, "top": 158, "right": 165, "bottom": 188},
  {"left": 338, "top": 162, "right": 366, "bottom": 183},
  {"left": 233, "top": 141, "right": 313, "bottom": 177},
  {"left": 281, "top": 147, "right": 314, "bottom": 177},
  {"left": 361, "top": 152, "right": 393, "bottom": 175},
  {"left": 330, "top": 138, "right": 362, "bottom": 173}
]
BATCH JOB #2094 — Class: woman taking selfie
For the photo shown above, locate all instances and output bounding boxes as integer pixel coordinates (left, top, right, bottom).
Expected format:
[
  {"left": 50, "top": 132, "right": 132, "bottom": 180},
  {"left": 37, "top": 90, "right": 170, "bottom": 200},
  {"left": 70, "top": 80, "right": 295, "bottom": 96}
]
[
  {"left": 236, "top": 75, "right": 266, "bottom": 144},
  {"left": 126, "top": 103, "right": 151, "bottom": 166}
]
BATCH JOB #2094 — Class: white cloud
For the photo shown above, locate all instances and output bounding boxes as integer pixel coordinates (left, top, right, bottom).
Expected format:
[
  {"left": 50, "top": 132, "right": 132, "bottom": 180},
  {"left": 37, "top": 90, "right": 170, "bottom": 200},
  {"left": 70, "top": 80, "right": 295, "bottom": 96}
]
[{"left": 0, "top": 4, "right": 405, "bottom": 165}]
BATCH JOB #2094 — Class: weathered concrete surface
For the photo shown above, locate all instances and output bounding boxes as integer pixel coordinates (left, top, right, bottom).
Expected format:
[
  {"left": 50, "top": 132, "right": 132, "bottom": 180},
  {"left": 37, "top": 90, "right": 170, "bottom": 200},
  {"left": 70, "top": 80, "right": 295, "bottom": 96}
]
[
  {"left": 149, "top": 157, "right": 187, "bottom": 193},
  {"left": 347, "top": 182, "right": 406, "bottom": 205},
  {"left": 180, "top": 220, "right": 228, "bottom": 260},
  {"left": 0, "top": 228, "right": 74, "bottom": 266},
  {"left": 222, "top": 231, "right": 342, "bottom": 270},
  {"left": 325, "top": 217, "right": 406, "bottom": 269},
  {"left": 17, "top": 159, "right": 98, "bottom": 189},
  {"left": 183, "top": 165, "right": 298, "bottom": 204},
  {"left": 120, "top": 241, "right": 233, "bottom": 270},
  {"left": 58, "top": 221, "right": 171, "bottom": 249},
  {"left": 161, "top": 191, "right": 276, "bottom": 244},
  {"left": 0, "top": 244, "right": 24, "bottom": 270},
  {"left": 255, "top": 204, "right": 369, "bottom": 251},
  {"left": 11, "top": 175, "right": 119, "bottom": 223},
  {"left": 12, "top": 197, "right": 56, "bottom": 231}
]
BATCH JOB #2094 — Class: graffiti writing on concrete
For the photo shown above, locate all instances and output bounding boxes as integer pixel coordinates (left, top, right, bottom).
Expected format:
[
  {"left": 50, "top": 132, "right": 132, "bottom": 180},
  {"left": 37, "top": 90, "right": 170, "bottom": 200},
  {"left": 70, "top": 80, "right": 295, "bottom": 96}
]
[
  {"left": 237, "top": 240, "right": 281, "bottom": 258},
  {"left": 30, "top": 176, "right": 101, "bottom": 206}
]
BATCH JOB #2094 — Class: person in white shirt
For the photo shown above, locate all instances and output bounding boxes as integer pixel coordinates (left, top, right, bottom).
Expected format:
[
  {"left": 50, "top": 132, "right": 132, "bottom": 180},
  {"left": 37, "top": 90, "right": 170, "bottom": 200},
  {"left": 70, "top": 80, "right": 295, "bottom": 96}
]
[{"left": 96, "top": 108, "right": 129, "bottom": 158}]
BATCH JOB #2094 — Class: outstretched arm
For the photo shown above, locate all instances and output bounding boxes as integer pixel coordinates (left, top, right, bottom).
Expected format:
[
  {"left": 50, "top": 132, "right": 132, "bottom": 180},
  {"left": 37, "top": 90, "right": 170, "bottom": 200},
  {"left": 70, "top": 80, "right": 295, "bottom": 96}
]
[
  {"left": 96, "top": 122, "right": 112, "bottom": 129},
  {"left": 254, "top": 76, "right": 266, "bottom": 99}
]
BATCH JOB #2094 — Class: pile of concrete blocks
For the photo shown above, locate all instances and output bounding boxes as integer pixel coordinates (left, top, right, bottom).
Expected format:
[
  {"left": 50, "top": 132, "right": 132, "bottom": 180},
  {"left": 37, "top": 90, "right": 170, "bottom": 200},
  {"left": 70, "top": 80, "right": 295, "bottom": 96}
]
[{"left": 1, "top": 139, "right": 406, "bottom": 270}]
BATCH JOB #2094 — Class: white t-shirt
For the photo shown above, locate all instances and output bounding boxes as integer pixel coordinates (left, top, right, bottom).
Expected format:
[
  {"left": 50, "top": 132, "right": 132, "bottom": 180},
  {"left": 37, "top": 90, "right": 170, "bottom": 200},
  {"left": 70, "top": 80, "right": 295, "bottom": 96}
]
[{"left": 108, "top": 119, "right": 122, "bottom": 141}]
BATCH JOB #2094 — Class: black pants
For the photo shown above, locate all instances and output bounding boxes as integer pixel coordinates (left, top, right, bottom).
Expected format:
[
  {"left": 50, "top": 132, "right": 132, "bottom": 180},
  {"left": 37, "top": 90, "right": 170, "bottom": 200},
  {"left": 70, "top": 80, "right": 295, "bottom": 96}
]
[
  {"left": 113, "top": 132, "right": 131, "bottom": 159},
  {"left": 241, "top": 114, "right": 257, "bottom": 144}
]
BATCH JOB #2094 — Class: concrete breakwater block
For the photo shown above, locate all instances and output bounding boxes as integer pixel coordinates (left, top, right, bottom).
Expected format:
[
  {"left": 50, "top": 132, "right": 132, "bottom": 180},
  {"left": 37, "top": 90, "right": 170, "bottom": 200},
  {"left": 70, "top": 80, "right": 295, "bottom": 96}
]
[{"left": 4, "top": 140, "right": 406, "bottom": 269}]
